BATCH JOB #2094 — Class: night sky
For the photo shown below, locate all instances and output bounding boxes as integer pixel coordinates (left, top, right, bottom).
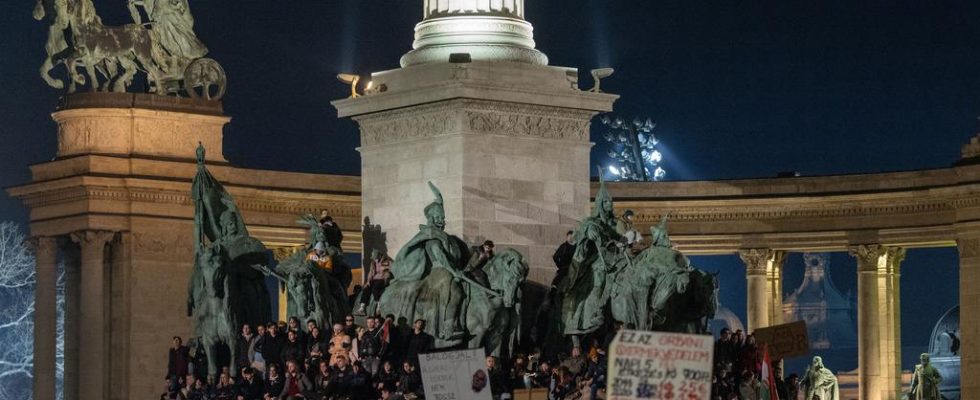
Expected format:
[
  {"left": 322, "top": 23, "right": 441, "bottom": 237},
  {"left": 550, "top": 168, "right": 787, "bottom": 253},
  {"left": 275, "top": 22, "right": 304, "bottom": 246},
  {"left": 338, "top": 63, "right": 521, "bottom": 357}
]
[{"left": 0, "top": 0, "right": 975, "bottom": 372}]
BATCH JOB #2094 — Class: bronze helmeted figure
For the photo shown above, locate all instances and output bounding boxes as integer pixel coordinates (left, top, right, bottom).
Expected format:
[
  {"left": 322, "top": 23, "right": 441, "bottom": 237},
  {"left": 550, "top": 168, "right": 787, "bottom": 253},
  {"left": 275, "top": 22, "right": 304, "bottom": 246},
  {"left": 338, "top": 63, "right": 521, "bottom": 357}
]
[
  {"left": 377, "top": 182, "right": 529, "bottom": 357},
  {"left": 34, "top": 0, "right": 225, "bottom": 98},
  {"left": 253, "top": 215, "right": 354, "bottom": 330},
  {"left": 545, "top": 170, "right": 718, "bottom": 354}
]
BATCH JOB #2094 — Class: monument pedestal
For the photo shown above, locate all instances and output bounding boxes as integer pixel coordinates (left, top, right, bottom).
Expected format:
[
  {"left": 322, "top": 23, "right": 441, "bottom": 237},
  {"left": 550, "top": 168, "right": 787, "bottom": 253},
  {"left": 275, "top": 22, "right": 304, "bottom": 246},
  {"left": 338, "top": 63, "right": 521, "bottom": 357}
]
[{"left": 335, "top": 61, "right": 617, "bottom": 283}]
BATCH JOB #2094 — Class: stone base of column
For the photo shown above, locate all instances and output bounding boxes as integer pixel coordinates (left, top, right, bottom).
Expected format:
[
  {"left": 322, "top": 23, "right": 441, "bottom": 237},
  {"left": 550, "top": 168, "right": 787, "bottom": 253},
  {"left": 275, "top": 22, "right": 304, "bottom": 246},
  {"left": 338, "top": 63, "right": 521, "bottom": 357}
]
[{"left": 335, "top": 61, "right": 617, "bottom": 285}]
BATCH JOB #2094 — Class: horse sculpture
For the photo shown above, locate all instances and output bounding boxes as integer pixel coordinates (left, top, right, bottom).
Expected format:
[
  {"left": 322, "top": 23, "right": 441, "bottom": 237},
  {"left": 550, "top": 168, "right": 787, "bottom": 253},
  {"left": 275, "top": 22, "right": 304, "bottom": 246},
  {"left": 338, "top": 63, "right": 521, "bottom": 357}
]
[
  {"left": 462, "top": 249, "right": 528, "bottom": 357},
  {"left": 253, "top": 215, "right": 352, "bottom": 329},
  {"left": 70, "top": 0, "right": 156, "bottom": 92},
  {"left": 192, "top": 245, "right": 239, "bottom": 382},
  {"left": 652, "top": 268, "right": 719, "bottom": 334},
  {"left": 546, "top": 171, "right": 720, "bottom": 356},
  {"left": 378, "top": 182, "right": 529, "bottom": 355},
  {"left": 34, "top": 0, "right": 224, "bottom": 97}
]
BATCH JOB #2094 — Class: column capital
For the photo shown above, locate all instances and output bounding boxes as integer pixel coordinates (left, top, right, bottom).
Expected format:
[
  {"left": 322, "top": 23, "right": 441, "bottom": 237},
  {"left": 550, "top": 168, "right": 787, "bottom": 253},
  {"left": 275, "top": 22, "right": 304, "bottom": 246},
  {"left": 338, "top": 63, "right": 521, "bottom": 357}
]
[
  {"left": 28, "top": 236, "right": 59, "bottom": 254},
  {"left": 70, "top": 230, "right": 116, "bottom": 247},
  {"left": 848, "top": 244, "right": 905, "bottom": 273},
  {"left": 738, "top": 248, "right": 778, "bottom": 275},
  {"left": 848, "top": 244, "right": 885, "bottom": 271},
  {"left": 883, "top": 247, "right": 906, "bottom": 274}
]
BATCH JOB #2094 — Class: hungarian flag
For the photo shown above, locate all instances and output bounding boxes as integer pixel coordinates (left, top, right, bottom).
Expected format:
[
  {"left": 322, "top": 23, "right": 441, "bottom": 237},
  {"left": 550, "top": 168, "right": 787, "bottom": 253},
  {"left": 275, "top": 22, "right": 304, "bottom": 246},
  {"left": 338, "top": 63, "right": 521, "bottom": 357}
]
[{"left": 760, "top": 345, "right": 780, "bottom": 400}]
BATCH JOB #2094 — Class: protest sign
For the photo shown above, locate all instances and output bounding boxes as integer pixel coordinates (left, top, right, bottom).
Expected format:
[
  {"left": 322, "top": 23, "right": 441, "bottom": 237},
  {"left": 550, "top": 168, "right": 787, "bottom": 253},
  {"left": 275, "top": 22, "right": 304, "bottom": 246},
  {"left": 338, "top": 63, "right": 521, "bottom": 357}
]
[
  {"left": 419, "top": 348, "right": 493, "bottom": 400},
  {"left": 607, "top": 330, "right": 714, "bottom": 400},
  {"left": 753, "top": 320, "right": 809, "bottom": 360}
]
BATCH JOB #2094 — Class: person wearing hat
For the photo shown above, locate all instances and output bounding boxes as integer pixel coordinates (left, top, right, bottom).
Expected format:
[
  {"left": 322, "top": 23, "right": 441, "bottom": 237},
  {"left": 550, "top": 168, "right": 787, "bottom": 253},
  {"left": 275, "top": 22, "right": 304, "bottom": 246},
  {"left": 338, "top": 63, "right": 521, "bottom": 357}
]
[
  {"left": 306, "top": 241, "right": 333, "bottom": 272},
  {"left": 616, "top": 209, "right": 643, "bottom": 248}
]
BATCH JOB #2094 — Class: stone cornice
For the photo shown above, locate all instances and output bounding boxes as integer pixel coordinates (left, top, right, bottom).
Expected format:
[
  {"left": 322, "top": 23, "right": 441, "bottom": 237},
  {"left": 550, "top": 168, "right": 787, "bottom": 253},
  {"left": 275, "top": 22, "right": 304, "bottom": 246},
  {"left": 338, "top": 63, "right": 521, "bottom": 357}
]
[
  {"left": 601, "top": 166, "right": 980, "bottom": 252},
  {"left": 353, "top": 99, "right": 596, "bottom": 147},
  {"left": 10, "top": 178, "right": 359, "bottom": 217},
  {"left": 332, "top": 61, "right": 618, "bottom": 118}
]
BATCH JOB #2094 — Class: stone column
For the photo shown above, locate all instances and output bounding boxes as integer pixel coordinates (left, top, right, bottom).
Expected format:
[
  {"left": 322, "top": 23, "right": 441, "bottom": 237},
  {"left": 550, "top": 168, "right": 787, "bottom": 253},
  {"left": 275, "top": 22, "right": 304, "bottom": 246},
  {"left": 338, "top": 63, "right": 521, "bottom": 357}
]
[
  {"left": 881, "top": 247, "right": 905, "bottom": 400},
  {"left": 71, "top": 231, "right": 116, "bottom": 400},
  {"left": 851, "top": 244, "right": 883, "bottom": 400},
  {"left": 957, "top": 232, "right": 980, "bottom": 400},
  {"left": 767, "top": 251, "right": 786, "bottom": 327},
  {"left": 849, "top": 244, "right": 904, "bottom": 400},
  {"left": 108, "top": 233, "right": 131, "bottom": 400},
  {"left": 30, "top": 236, "right": 59, "bottom": 400},
  {"left": 739, "top": 249, "right": 784, "bottom": 332},
  {"left": 62, "top": 243, "right": 81, "bottom": 400}
]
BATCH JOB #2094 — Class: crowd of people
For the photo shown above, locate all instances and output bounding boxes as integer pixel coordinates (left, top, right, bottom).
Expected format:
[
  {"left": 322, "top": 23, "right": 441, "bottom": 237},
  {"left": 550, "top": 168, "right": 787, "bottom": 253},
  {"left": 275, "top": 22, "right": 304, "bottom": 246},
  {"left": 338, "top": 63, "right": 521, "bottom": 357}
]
[
  {"left": 162, "top": 313, "right": 618, "bottom": 400},
  {"left": 161, "top": 209, "right": 817, "bottom": 400},
  {"left": 711, "top": 328, "right": 801, "bottom": 400}
]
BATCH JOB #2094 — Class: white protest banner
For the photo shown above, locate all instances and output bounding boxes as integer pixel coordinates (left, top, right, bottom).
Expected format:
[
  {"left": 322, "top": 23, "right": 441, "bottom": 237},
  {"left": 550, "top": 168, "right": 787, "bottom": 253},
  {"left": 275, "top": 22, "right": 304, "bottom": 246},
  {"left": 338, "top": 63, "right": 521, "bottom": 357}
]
[
  {"left": 419, "top": 348, "right": 493, "bottom": 400},
  {"left": 607, "top": 330, "right": 714, "bottom": 400}
]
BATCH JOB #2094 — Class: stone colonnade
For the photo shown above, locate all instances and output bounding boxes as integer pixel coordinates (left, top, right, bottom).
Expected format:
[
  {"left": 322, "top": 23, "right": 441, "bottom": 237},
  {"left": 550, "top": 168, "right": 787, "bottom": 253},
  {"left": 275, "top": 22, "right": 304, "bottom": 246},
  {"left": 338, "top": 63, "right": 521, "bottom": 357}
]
[
  {"left": 738, "top": 245, "right": 907, "bottom": 400},
  {"left": 32, "top": 231, "right": 119, "bottom": 400},
  {"left": 955, "top": 224, "right": 980, "bottom": 400}
]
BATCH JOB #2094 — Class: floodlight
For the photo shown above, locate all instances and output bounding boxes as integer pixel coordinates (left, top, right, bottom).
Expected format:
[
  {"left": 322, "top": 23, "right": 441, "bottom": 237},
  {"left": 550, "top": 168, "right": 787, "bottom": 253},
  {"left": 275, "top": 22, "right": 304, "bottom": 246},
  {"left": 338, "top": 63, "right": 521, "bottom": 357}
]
[
  {"left": 590, "top": 68, "right": 614, "bottom": 92},
  {"left": 337, "top": 73, "right": 361, "bottom": 98}
]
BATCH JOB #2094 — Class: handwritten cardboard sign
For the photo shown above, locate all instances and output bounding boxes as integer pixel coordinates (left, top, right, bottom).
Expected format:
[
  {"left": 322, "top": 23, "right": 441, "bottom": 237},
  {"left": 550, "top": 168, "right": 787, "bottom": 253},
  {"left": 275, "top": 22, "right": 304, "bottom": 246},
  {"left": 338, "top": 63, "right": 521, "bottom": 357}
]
[
  {"left": 753, "top": 320, "right": 810, "bottom": 360},
  {"left": 419, "top": 349, "right": 492, "bottom": 400},
  {"left": 607, "top": 330, "right": 714, "bottom": 400}
]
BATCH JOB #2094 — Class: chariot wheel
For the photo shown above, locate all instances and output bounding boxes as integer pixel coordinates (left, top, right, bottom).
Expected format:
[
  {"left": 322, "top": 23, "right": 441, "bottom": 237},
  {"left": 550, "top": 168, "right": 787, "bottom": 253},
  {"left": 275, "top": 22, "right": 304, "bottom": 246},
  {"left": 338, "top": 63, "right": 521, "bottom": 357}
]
[{"left": 184, "top": 58, "right": 226, "bottom": 101}]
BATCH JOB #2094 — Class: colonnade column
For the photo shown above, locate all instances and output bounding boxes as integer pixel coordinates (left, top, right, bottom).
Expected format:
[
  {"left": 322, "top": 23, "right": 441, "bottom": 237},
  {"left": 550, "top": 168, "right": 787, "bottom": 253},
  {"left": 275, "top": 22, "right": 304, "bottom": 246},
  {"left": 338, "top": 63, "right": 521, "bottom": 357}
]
[
  {"left": 766, "top": 251, "right": 786, "bottom": 326},
  {"left": 30, "top": 236, "right": 59, "bottom": 400},
  {"left": 71, "top": 231, "right": 116, "bottom": 400},
  {"left": 63, "top": 242, "right": 80, "bottom": 400},
  {"left": 739, "top": 249, "right": 786, "bottom": 332},
  {"left": 956, "top": 230, "right": 980, "bottom": 400},
  {"left": 848, "top": 244, "right": 905, "bottom": 400}
]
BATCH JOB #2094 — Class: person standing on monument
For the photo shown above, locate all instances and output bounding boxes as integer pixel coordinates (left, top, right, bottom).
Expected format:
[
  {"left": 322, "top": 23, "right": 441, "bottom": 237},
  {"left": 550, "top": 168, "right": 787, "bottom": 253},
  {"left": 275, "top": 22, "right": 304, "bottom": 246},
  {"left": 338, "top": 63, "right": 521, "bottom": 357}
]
[
  {"left": 404, "top": 319, "right": 434, "bottom": 367},
  {"left": 329, "top": 323, "right": 353, "bottom": 367},
  {"left": 167, "top": 336, "right": 191, "bottom": 383},
  {"left": 909, "top": 353, "right": 942, "bottom": 400},
  {"left": 465, "top": 240, "right": 495, "bottom": 288},
  {"left": 551, "top": 231, "right": 576, "bottom": 288},
  {"left": 616, "top": 209, "right": 642, "bottom": 248},
  {"left": 305, "top": 242, "right": 333, "bottom": 272},
  {"left": 263, "top": 323, "right": 284, "bottom": 371},
  {"left": 237, "top": 324, "right": 257, "bottom": 370},
  {"left": 318, "top": 212, "right": 344, "bottom": 249},
  {"left": 356, "top": 250, "right": 392, "bottom": 315},
  {"left": 357, "top": 316, "right": 385, "bottom": 376},
  {"left": 281, "top": 330, "right": 307, "bottom": 374}
]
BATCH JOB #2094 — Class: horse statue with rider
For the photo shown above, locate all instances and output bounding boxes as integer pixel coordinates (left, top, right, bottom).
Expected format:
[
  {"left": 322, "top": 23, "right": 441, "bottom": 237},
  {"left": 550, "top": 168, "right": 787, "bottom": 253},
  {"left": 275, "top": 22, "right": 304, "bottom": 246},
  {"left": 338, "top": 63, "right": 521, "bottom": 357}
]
[
  {"left": 253, "top": 214, "right": 354, "bottom": 330},
  {"left": 542, "top": 170, "right": 718, "bottom": 357},
  {"left": 34, "top": 0, "right": 225, "bottom": 99},
  {"left": 377, "top": 182, "right": 529, "bottom": 358},
  {"left": 187, "top": 144, "right": 271, "bottom": 381}
]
